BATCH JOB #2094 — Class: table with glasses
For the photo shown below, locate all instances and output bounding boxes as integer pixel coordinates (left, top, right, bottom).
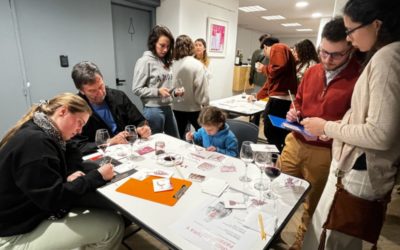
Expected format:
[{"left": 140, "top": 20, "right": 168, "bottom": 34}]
[
  {"left": 210, "top": 94, "right": 267, "bottom": 119},
  {"left": 95, "top": 133, "right": 310, "bottom": 250}
]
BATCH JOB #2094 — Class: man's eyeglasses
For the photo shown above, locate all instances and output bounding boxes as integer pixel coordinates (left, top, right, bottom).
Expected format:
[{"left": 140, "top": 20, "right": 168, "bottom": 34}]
[
  {"left": 345, "top": 23, "right": 369, "bottom": 36},
  {"left": 319, "top": 48, "right": 351, "bottom": 60}
]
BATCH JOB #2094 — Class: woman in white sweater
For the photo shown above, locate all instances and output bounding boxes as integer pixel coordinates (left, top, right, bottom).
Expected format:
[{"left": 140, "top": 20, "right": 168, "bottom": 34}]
[
  {"left": 172, "top": 35, "right": 209, "bottom": 139},
  {"left": 301, "top": 0, "right": 400, "bottom": 249}
]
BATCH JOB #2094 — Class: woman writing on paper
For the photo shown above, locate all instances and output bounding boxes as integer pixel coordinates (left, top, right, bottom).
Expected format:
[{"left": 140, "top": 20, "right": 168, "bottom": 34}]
[
  {"left": 0, "top": 93, "right": 124, "bottom": 249},
  {"left": 302, "top": 0, "right": 400, "bottom": 249}
]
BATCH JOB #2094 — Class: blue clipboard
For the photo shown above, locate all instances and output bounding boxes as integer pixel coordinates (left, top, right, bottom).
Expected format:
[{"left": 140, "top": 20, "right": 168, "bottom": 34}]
[{"left": 268, "top": 115, "right": 317, "bottom": 139}]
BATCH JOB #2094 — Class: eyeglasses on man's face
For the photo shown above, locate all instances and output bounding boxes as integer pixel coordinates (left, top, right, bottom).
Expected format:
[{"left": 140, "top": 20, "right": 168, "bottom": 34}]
[{"left": 319, "top": 48, "right": 351, "bottom": 60}]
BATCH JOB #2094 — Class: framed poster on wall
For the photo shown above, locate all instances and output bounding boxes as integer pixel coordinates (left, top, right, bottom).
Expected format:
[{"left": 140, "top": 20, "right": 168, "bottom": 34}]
[{"left": 206, "top": 17, "right": 228, "bottom": 57}]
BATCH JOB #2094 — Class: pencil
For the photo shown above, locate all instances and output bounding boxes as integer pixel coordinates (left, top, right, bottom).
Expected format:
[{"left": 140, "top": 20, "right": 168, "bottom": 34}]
[
  {"left": 258, "top": 213, "right": 267, "bottom": 240},
  {"left": 288, "top": 90, "right": 300, "bottom": 123}
]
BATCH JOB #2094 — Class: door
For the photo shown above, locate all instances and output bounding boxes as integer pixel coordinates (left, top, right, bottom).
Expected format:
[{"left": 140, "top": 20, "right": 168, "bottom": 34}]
[{"left": 112, "top": 4, "right": 152, "bottom": 112}]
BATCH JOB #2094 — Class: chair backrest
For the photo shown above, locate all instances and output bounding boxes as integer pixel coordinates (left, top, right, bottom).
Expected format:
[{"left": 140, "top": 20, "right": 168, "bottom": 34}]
[{"left": 226, "top": 119, "right": 259, "bottom": 151}]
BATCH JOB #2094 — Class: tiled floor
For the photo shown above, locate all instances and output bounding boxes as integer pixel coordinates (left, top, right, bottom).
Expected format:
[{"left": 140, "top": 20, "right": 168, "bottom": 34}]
[{"left": 120, "top": 116, "right": 400, "bottom": 250}]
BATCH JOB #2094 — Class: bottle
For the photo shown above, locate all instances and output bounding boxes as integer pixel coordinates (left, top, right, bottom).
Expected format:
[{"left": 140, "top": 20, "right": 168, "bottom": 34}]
[{"left": 235, "top": 50, "right": 240, "bottom": 66}]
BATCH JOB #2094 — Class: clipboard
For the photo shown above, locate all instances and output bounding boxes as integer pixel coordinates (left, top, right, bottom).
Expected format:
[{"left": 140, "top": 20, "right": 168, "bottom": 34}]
[
  {"left": 116, "top": 176, "right": 192, "bottom": 206},
  {"left": 268, "top": 115, "right": 317, "bottom": 139}
]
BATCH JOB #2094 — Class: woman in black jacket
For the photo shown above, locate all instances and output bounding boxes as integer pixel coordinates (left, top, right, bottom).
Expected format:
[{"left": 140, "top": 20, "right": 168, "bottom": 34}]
[{"left": 0, "top": 93, "right": 123, "bottom": 249}]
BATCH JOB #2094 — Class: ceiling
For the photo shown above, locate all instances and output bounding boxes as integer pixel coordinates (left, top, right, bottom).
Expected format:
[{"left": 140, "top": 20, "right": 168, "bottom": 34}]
[{"left": 238, "top": 0, "right": 336, "bottom": 38}]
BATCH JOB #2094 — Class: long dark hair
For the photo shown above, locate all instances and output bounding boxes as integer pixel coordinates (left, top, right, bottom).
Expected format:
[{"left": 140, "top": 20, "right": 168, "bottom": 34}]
[
  {"left": 344, "top": 0, "right": 400, "bottom": 62},
  {"left": 194, "top": 38, "right": 209, "bottom": 67},
  {"left": 294, "top": 39, "right": 319, "bottom": 67},
  {"left": 147, "top": 25, "right": 175, "bottom": 68}
]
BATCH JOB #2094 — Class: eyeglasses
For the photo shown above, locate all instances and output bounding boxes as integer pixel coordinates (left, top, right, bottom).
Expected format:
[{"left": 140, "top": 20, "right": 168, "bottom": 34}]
[
  {"left": 345, "top": 23, "right": 369, "bottom": 36},
  {"left": 319, "top": 48, "right": 351, "bottom": 60}
]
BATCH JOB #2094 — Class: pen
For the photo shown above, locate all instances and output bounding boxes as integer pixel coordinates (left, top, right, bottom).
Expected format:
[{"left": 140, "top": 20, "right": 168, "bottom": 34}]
[
  {"left": 258, "top": 213, "right": 267, "bottom": 240},
  {"left": 288, "top": 90, "right": 300, "bottom": 123}
]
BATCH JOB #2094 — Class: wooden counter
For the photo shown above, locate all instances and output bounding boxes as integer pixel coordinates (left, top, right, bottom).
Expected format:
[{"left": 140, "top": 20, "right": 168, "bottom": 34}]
[{"left": 232, "top": 65, "right": 253, "bottom": 92}]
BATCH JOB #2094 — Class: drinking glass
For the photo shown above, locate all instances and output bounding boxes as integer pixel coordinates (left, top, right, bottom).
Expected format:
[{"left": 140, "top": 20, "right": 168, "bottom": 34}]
[
  {"left": 249, "top": 93, "right": 257, "bottom": 111},
  {"left": 95, "top": 129, "right": 110, "bottom": 164},
  {"left": 155, "top": 140, "right": 166, "bottom": 159},
  {"left": 125, "top": 125, "right": 138, "bottom": 160},
  {"left": 264, "top": 153, "right": 281, "bottom": 200},
  {"left": 253, "top": 151, "right": 268, "bottom": 191},
  {"left": 239, "top": 141, "right": 253, "bottom": 182},
  {"left": 175, "top": 79, "right": 185, "bottom": 103}
]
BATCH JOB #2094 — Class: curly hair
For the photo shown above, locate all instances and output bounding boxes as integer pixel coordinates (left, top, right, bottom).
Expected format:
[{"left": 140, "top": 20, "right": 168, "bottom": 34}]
[
  {"left": 174, "top": 35, "right": 194, "bottom": 60},
  {"left": 147, "top": 25, "right": 175, "bottom": 68},
  {"left": 295, "top": 39, "right": 319, "bottom": 66},
  {"left": 197, "top": 106, "right": 226, "bottom": 128}
]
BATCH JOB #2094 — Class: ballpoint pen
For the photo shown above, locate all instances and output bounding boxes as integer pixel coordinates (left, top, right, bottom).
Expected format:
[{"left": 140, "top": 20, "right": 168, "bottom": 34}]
[
  {"left": 288, "top": 90, "right": 300, "bottom": 123},
  {"left": 258, "top": 213, "right": 267, "bottom": 240}
]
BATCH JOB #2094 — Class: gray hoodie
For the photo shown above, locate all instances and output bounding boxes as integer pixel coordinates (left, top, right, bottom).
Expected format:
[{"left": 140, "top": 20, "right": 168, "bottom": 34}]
[{"left": 132, "top": 51, "right": 173, "bottom": 107}]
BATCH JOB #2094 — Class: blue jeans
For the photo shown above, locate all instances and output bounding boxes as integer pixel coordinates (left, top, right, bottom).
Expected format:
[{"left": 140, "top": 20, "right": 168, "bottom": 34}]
[{"left": 143, "top": 106, "right": 179, "bottom": 138}]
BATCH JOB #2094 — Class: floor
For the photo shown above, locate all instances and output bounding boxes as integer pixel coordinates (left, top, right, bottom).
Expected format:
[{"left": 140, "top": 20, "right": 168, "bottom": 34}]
[{"left": 120, "top": 116, "right": 400, "bottom": 250}]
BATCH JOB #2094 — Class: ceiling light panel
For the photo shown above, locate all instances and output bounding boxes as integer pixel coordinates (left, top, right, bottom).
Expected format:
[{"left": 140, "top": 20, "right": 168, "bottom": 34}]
[
  {"left": 281, "top": 23, "right": 302, "bottom": 27},
  {"left": 239, "top": 5, "right": 266, "bottom": 12},
  {"left": 312, "top": 12, "right": 322, "bottom": 18},
  {"left": 296, "top": 1, "right": 309, "bottom": 8},
  {"left": 296, "top": 28, "right": 313, "bottom": 32},
  {"left": 262, "top": 15, "right": 286, "bottom": 20}
]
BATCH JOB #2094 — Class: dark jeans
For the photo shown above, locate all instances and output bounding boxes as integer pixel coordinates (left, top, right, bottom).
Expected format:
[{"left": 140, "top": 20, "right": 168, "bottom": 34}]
[
  {"left": 263, "top": 97, "right": 291, "bottom": 152},
  {"left": 173, "top": 110, "right": 201, "bottom": 139}
]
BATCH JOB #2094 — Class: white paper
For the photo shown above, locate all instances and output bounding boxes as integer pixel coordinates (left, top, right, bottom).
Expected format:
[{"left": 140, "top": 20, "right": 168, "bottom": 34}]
[
  {"left": 113, "top": 162, "right": 136, "bottom": 174},
  {"left": 201, "top": 177, "right": 229, "bottom": 197},
  {"left": 130, "top": 169, "right": 148, "bottom": 181},
  {"left": 244, "top": 211, "right": 277, "bottom": 236},
  {"left": 223, "top": 193, "right": 247, "bottom": 209},
  {"left": 250, "top": 144, "right": 279, "bottom": 153},
  {"left": 147, "top": 168, "right": 174, "bottom": 178},
  {"left": 152, "top": 178, "right": 173, "bottom": 192}
]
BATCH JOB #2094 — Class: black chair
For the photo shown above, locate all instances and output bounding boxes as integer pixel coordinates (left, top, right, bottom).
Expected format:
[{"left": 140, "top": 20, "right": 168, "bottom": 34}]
[{"left": 226, "top": 119, "right": 259, "bottom": 150}]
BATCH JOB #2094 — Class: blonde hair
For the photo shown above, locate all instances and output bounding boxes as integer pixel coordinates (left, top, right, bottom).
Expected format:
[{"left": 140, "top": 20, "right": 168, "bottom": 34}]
[
  {"left": 0, "top": 93, "right": 91, "bottom": 148},
  {"left": 194, "top": 38, "right": 210, "bottom": 67}
]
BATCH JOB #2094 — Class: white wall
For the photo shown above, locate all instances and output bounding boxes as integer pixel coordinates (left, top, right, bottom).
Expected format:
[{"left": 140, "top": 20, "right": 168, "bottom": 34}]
[{"left": 157, "top": 0, "right": 239, "bottom": 100}]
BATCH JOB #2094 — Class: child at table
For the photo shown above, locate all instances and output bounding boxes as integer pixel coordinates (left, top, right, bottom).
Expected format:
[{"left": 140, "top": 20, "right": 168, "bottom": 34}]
[{"left": 186, "top": 106, "right": 238, "bottom": 157}]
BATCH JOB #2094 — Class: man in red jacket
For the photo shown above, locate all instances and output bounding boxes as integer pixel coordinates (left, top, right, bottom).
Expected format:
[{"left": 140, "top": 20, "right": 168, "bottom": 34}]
[
  {"left": 280, "top": 17, "right": 361, "bottom": 250},
  {"left": 256, "top": 38, "right": 297, "bottom": 152}
]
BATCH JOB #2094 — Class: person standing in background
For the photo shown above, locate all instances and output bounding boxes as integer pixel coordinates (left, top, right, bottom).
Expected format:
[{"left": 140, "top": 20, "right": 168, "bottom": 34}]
[
  {"left": 256, "top": 37, "right": 297, "bottom": 152},
  {"left": 249, "top": 34, "right": 271, "bottom": 92},
  {"left": 172, "top": 35, "right": 209, "bottom": 139},
  {"left": 280, "top": 17, "right": 361, "bottom": 250},
  {"left": 292, "top": 39, "right": 319, "bottom": 83},
  {"left": 302, "top": 0, "right": 400, "bottom": 249},
  {"left": 132, "top": 25, "right": 179, "bottom": 137},
  {"left": 194, "top": 38, "right": 210, "bottom": 68}
]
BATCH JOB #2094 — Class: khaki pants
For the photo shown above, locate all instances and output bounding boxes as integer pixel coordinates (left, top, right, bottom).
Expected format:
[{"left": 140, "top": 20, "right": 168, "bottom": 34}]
[
  {"left": 280, "top": 133, "right": 331, "bottom": 243},
  {"left": 0, "top": 208, "right": 124, "bottom": 250}
]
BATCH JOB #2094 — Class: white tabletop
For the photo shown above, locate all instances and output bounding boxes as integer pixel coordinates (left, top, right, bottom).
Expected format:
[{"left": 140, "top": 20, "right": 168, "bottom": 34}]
[
  {"left": 97, "top": 133, "right": 309, "bottom": 250},
  {"left": 210, "top": 94, "right": 267, "bottom": 116}
]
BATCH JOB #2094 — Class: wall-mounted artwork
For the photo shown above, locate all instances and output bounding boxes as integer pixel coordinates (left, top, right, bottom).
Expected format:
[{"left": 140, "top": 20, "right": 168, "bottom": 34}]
[{"left": 206, "top": 17, "right": 228, "bottom": 57}]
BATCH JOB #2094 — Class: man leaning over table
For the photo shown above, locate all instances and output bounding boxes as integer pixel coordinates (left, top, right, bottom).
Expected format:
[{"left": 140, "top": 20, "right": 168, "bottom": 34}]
[
  {"left": 71, "top": 61, "right": 151, "bottom": 155},
  {"left": 279, "top": 17, "right": 361, "bottom": 250}
]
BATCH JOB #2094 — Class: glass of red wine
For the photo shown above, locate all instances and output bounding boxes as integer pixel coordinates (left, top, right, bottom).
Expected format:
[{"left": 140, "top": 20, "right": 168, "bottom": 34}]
[
  {"left": 95, "top": 129, "right": 110, "bottom": 165},
  {"left": 264, "top": 153, "right": 281, "bottom": 200},
  {"left": 125, "top": 125, "right": 138, "bottom": 160}
]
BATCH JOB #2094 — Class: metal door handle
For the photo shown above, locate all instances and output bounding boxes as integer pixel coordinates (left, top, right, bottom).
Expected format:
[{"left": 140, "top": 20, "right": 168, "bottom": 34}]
[{"left": 116, "top": 78, "right": 126, "bottom": 86}]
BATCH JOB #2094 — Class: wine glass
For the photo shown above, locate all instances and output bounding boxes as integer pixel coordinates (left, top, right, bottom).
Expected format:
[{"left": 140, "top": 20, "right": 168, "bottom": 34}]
[
  {"left": 125, "top": 125, "right": 138, "bottom": 160},
  {"left": 175, "top": 79, "right": 185, "bottom": 103},
  {"left": 253, "top": 151, "right": 268, "bottom": 191},
  {"left": 264, "top": 153, "right": 281, "bottom": 200},
  {"left": 95, "top": 129, "right": 110, "bottom": 164},
  {"left": 248, "top": 93, "right": 257, "bottom": 111},
  {"left": 239, "top": 141, "right": 253, "bottom": 182}
]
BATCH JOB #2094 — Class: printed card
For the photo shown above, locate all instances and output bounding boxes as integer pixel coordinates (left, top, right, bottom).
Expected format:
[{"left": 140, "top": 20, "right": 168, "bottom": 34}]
[
  {"left": 223, "top": 193, "right": 246, "bottom": 209},
  {"left": 188, "top": 173, "right": 206, "bottom": 182},
  {"left": 220, "top": 165, "right": 237, "bottom": 173},
  {"left": 148, "top": 168, "right": 174, "bottom": 178},
  {"left": 136, "top": 146, "right": 155, "bottom": 155},
  {"left": 250, "top": 144, "right": 279, "bottom": 153},
  {"left": 152, "top": 178, "right": 173, "bottom": 192},
  {"left": 197, "top": 162, "right": 217, "bottom": 171}
]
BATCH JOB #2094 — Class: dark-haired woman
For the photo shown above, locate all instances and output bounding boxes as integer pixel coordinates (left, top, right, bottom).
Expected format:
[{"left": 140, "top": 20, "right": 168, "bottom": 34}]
[
  {"left": 132, "top": 25, "right": 179, "bottom": 137},
  {"left": 0, "top": 93, "right": 123, "bottom": 249},
  {"left": 302, "top": 0, "right": 400, "bottom": 249},
  {"left": 172, "top": 35, "right": 209, "bottom": 139},
  {"left": 293, "top": 39, "right": 319, "bottom": 82}
]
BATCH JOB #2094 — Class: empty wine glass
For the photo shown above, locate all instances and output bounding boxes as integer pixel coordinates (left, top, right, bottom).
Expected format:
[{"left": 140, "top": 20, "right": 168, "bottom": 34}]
[
  {"left": 239, "top": 141, "right": 253, "bottom": 182},
  {"left": 125, "top": 125, "right": 138, "bottom": 160},
  {"left": 254, "top": 151, "right": 268, "bottom": 191},
  {"left": 248, "top": 93, "right": 257, "bottom": 111},
  {"left": 175, "top": 79, "right": 185, "bottom": 103},
  {"left": 264, "top": 153, "right": 281, "bottom": 200},
  {"left": 95, "top": 129, "right": 110, "bottom": 164}
]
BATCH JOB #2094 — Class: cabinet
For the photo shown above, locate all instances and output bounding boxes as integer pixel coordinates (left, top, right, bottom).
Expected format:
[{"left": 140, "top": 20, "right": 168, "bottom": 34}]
[{"left": 232, "top": 65, "right": 253, "bottom": 92}]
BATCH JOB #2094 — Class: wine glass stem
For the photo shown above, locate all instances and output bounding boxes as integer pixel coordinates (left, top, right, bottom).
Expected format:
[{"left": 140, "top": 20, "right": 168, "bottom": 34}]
[{"left": 244, "top": 162, "right": 248, "bottom": 178}]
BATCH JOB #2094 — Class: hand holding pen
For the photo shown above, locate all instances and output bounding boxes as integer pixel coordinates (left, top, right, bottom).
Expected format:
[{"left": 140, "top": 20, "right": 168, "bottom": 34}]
[{"left": 288, "top": 90, "right": 300, "bottom": 123}]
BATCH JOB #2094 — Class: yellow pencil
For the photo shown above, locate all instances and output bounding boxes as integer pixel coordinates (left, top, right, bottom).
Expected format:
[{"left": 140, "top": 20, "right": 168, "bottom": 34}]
[{"left": 258, "top": 213, "right": 267, "bottom": 240}]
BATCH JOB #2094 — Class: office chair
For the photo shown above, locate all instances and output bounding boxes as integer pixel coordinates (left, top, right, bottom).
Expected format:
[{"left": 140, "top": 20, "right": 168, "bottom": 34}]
[{"left": 226, "top": 119, "right": 259, "bottom": 150}]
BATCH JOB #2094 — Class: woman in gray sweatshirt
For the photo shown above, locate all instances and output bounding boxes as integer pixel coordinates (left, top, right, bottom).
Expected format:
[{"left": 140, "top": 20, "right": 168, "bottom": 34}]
[{"left": 132, "top": 25, "right": 179, "bottom": 137}]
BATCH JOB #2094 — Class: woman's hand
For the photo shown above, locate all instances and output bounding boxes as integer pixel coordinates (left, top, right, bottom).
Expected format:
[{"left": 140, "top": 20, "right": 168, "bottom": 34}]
[
  {"left": 286, "top": 108, "right": 301, "bottom": 123},
  {"left": 109, "top": 131, "right": 128, "bottom": 145},
  {"left": 97, "top": 163, "right": 115, "bottom": 181},
  {"left": 301, "top": 117, "right": 327, "bottom": 136},
  {"left": 67, "top": 171, "right": 85, "bottom": 182},
  {"left": 137, "top": 125, "right": 151, "bottom": 139},
  {"left": 158, "top": 87, "right": 171, "bottom": 97}
]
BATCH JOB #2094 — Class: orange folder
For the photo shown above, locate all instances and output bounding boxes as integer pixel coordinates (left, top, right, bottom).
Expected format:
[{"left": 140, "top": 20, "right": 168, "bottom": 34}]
[{"left": 116, "top": 176, "right": 192, "bottom": 206}]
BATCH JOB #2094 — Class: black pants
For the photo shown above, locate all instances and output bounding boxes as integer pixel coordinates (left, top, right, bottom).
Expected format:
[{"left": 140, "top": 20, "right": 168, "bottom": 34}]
[
  {"left": 173, "top": 110, "right": 201, "bottom": 139},
  {"left": 263, "top": 97, "right": 291, "bottom": 152}
]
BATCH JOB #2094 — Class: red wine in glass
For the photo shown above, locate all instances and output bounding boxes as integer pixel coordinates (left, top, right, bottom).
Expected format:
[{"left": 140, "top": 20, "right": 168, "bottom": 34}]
[{"left": 265, "top": 167, "right": 281, "bottom": 180}]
